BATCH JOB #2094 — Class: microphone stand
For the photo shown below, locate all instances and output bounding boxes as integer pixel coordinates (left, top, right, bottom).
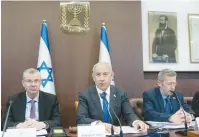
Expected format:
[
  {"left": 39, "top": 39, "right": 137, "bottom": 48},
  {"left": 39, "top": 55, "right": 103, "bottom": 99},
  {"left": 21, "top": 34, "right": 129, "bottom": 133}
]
[
  {"left": 171, "top": 91, "right": 188, "bottom": 136},
  {"left": 109, "top": 106, "right": 123, "bottom": 137},
  {"left": 2, "top": 100, "right": 13, "bottom": 137},
  {"left": 100, "top": 94, "right": 123, "bottom": 137}
]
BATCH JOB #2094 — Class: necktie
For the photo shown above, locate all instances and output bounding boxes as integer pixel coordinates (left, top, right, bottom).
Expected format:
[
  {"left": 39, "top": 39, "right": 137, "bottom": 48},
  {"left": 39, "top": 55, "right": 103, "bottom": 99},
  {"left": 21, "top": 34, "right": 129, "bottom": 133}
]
[
  {"left": 30, "top": 100, "right": 36, "bottom": 119},
  {"left": 100, "top": 92, "right": 109, "bottom": 123},
  {"left": 165, "top": 96, "right": 172, "bottom": 114}
]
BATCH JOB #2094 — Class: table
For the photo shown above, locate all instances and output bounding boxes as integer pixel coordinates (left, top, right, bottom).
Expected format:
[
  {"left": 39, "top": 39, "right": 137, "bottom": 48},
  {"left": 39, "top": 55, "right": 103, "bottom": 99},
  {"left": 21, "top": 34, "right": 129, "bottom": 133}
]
[
  {"left": 47, "top": 128, "right": 199, "bottom": 137},
  {"left": 65, "top": 128, "right": 188, "bottom": 137}
]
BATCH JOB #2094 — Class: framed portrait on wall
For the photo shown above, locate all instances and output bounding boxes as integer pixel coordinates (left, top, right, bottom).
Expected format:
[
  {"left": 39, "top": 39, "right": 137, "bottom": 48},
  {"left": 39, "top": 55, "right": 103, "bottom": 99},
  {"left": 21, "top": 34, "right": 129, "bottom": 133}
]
[
  {"left": 142, "top": 0, "right": 199, "bottom": 71},
  {"left": 188, "top": 14, "right": 199, "bottom": 63},
  {"left": 148, "top": 11, "right": 178, "bottom": 63}
]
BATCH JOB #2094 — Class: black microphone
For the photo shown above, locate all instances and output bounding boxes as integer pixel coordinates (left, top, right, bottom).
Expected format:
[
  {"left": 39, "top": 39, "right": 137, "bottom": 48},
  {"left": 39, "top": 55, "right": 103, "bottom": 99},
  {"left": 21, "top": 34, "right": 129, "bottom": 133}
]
[
  {"left": 100, "top": 94, "right": 123, "bottom": 137},
  {"left": 170, "top": 91, "right": 188, "bottom": 136},
  {"left": 2, "top": 99, "right": 14, "bottom": 137}
]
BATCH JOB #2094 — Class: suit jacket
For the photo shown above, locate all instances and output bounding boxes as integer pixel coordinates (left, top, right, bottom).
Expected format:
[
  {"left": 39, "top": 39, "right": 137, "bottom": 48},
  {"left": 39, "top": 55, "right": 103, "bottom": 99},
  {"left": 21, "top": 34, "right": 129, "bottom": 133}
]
[
  {"left": 2, "top": 91, "right": 60, "bottom": 130},
  {"left": 76, "top": 85, "right": 139, "bottom": 126},
  {"left": 152, "top": 27, "right": 177, "bottom": 62},
  {"left": 143, "top": 87, "right": 194, "bottom": 122},
  {"left": 192, "top": 90, "right": 199, "bottom": 117}
]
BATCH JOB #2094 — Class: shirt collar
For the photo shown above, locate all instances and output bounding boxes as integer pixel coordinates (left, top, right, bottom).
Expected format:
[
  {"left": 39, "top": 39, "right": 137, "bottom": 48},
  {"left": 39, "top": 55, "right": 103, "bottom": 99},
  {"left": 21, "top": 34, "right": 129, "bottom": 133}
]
[
  {"left": 96, "top": 85, "right": 110, "bottom": 96},
  {"left": 160, "top": 88, "right": 169, "bottom": 100},
  {"left": 26, "top": 92, "right": 39, "bottom": 103}
]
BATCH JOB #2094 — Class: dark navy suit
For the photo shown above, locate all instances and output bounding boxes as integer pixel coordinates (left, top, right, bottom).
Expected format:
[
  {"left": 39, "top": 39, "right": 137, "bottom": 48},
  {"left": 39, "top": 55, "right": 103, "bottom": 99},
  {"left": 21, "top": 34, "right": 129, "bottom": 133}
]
[{"left": 143, "top": 87, "right": 194, "bottom": 122}]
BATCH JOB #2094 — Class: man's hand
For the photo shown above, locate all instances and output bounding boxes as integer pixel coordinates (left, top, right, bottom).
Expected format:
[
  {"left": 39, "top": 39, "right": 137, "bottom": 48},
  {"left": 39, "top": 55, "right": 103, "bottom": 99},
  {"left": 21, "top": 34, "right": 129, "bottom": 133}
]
[
  {"left": 97, "top": 122, "right": 119, "bottom": 133},
  {"left": 169, "top": 109, "right": 185, "bottom": 124},
  {"left": 184, "top": 112, "right": 193, "bottom": 123},
  {"left": 16, "top": 118, "right": 46, "bottom": 130},
  {"left": 16, "top": 121, "right": 29, "bottom": 128},
  {"left": 132, "top": 120, "right": 149, "bottom": 132}
]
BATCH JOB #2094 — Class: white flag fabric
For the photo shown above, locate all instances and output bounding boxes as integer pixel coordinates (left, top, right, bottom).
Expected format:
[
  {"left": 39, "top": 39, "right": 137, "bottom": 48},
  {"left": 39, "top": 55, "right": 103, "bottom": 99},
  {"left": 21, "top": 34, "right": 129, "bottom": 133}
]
[
  {"left": 99, "top": 24, "right": 115, "bottom": 85},
  {"left": 37, "top": 20, "right": 56, "bottom": 95}
]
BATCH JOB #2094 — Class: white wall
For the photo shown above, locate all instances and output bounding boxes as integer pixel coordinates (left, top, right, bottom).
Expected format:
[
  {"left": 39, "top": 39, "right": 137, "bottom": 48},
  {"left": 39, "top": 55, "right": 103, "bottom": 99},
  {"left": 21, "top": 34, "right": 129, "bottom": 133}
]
[{"left": 142, "top": 0, "right": 199, "bottom": 71}]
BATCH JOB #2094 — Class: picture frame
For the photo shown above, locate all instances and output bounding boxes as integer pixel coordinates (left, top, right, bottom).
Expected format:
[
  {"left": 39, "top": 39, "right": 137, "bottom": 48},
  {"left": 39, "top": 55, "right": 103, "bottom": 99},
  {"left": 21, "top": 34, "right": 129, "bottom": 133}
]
[
  {"left": 148, "top": 11, "right": 178, "bottom": 64},
  {"left": 141, "top": 1, "right": 199, "bottom": 71},
  {"left": 188, "top": 14, "right": 199, "bottom": 63}
]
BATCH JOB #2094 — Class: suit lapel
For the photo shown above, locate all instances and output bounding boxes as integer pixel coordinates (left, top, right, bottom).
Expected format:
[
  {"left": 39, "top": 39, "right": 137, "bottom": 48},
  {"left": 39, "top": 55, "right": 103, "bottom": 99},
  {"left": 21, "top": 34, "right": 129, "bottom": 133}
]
[
  {"left": 39, "top": 91, "right": 45, "bottom": 121},
  {"left": 170, "top": 94, "right": 179, "bottom": 113},
  {"left": 156, "top": 88, "right": 165, "bottom": 113},
  {"left": 18, "top": 92, "right": 26, "bottom": 121},
  {"left": 109, "top": 86, "right": 117, "bottom": 123},
  {"left": 91, "top": 87, "right": 104, "bottom": 121}
]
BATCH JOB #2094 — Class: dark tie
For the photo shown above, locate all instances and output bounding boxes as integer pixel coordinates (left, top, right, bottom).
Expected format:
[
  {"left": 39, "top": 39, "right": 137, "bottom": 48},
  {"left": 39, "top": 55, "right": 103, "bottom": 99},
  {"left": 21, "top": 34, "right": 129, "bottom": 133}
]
[
  {"left": 30, "top": 100, "right": 36, "bottom": 119},
  {"left": 165, "top": 96, "right": 172, "bottom": 114},
  {"left": 100, "top": 92, "right": 109, "bottom": 123}
]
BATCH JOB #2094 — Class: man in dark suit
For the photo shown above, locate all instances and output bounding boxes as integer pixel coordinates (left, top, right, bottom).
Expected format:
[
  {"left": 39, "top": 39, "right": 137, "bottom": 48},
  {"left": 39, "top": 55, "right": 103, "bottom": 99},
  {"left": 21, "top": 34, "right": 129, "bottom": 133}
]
[
  {"left": 2, "top": 68, "right": 60, "bottom": 131},
  {"left": 152, "top": 15, "right": 177, "bottom": 63},
  {"left": 143, "top": 69, "right": 194, "bottom": 123},
  {"left": 192, "top": 90, "right": 199, "bottom": 117},
  {"left": 77, "top": 62, "right": 148, "bottom": 133}
]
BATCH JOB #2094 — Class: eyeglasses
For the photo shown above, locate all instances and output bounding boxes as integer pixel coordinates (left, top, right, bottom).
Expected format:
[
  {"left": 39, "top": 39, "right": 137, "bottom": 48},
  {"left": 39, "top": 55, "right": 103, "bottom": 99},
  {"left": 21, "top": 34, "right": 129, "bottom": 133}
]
[
  {"left": 23, "top": 79, "right": 41, "bottom": 84},
  {"left": 165, "top": 82, "right": 178, "bottom": 86}
]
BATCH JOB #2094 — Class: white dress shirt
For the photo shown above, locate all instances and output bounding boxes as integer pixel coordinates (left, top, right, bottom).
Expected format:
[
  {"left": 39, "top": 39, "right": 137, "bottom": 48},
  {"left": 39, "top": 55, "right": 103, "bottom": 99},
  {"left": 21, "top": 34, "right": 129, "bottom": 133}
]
[
  {"left": 96, "top": 85, "right": 111, "bottom": 109},
  {"left": 25, "top": 92, "right": 39, "bottom": 120}
]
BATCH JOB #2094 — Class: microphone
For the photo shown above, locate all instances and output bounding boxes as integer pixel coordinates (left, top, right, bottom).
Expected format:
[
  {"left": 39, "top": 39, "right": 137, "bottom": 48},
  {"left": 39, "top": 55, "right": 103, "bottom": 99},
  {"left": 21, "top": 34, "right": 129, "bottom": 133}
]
[
  {"left": 2, "top": 99, "right": 14, "bottom": 137},
  {"left": 170, "top": 91, "right": 188, "bottom": 135},
  {"left": 100, "top": 94, "right": 123, "bottom": 137}
]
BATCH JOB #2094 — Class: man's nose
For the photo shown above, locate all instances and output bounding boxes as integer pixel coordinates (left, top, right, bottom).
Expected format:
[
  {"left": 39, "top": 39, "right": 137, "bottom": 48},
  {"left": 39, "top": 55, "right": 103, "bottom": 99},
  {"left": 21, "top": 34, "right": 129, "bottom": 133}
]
[
  {"left": 31, "top": 81, "right": 37, "bottom": 86},
  {"left": 99, "top": 75, "right": 105, "bottom": 80}
]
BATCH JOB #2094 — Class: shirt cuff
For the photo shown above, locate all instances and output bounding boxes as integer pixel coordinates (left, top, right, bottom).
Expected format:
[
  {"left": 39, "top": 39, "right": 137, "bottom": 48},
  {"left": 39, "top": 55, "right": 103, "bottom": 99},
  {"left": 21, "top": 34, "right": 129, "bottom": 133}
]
[
  {"left": 43, "top": 121, "right": 49, "bottom": 129},
  {"left": 91, "top": 121, "right": 101, "bottom": 126}
]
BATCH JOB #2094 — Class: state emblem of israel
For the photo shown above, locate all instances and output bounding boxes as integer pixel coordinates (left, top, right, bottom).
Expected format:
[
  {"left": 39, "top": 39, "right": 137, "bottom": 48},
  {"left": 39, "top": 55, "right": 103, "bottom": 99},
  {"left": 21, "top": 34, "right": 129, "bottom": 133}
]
[{"left": 60, "top": 2, "right": 90, "bottom": 34}]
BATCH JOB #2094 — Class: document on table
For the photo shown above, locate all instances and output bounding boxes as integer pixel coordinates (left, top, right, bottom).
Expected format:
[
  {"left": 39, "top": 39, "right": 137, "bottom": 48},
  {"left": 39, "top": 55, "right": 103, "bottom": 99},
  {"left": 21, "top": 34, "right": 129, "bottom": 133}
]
[
  {"left": 1, "top": 129, "right": 47, "bottom": 137},
  {"left": 36, "top": 129, "right": 48, "bottom": 136},
  {"left": 146, "top": 121, "right": 195, "bottom": 129},
  {"left": 106, "top": 126, "right": 142, "bottom": 135}
]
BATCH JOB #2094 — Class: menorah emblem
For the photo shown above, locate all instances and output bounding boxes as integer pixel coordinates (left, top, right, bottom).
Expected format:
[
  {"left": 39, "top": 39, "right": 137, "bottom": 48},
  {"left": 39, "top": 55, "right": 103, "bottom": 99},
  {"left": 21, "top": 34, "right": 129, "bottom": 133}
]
[
  {"left": 68, "top": 4, "right": 82, "bottom": 26},
  {"left": 60, "top": 2, "right": 90, "bottom": 34}
]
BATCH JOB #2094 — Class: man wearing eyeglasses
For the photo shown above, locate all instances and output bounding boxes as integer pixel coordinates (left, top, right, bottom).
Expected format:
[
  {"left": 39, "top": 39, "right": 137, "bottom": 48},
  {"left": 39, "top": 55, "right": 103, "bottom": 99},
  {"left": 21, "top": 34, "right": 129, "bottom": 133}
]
[
  {"left": 142, "top": 69, "right": 194, "bottom": 123},
  {"left": 2, "top": 68, "right": 60, "bottom": 131}
]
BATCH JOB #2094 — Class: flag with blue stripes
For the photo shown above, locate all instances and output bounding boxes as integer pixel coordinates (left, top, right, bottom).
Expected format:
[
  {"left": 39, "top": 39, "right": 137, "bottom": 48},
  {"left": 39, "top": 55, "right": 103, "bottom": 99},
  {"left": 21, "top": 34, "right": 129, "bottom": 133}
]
[
  {"left": 37, "top": 20, "right": 56, "bottom": 95},
  {"left": 99, "top": 23, "right": 115, "bottom": 85}
]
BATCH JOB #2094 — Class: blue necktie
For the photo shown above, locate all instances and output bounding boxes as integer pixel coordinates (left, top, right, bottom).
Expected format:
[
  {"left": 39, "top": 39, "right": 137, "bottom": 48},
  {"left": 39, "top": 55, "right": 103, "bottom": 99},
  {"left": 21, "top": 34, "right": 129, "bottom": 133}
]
[
  {"left": 165, "top": 96, "right": 172, "bottom": 114},
  {"left": 100, "top": 92, "right": 109, "bottom": 123}
]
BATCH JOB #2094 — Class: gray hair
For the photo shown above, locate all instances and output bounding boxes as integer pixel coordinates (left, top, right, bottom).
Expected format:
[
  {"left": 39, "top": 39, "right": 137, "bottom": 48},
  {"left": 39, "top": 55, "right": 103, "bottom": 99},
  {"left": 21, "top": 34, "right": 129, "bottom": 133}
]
[
  {"left": 158, "top": 69, "right": 177, "bottom": 81},
  {"left": 22, "top": 68, "right": 40, "bottom": 80},
  {"left": 92, "top": 62, "right": 112, "bottom": 73}
]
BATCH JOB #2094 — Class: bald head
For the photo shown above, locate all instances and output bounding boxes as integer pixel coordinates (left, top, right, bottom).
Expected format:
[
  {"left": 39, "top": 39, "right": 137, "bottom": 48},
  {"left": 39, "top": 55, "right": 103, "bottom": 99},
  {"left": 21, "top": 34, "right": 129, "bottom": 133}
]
[
  {"left": 92, "top": 62, "right": 113, "bottom": 91},
  {"left": 92, "top": 62, "right": 112, "bottom": 74}
]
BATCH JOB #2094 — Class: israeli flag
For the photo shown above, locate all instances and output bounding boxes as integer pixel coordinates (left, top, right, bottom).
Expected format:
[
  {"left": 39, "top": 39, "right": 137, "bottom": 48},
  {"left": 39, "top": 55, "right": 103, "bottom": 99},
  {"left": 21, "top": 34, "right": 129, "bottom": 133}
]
[
  {"left": 99, "top": 23, "right": 115, "bottom": 85},
  {"left": 37, "top": 20, "right": 56, "bottom": 95}
]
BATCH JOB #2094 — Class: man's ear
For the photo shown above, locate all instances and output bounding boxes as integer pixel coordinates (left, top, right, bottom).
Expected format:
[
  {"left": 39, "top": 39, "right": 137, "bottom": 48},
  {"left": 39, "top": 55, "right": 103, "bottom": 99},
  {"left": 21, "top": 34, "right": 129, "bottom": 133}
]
[
  {"left": 92, "top": 73, "right": 95, "bottom": 81},
  {"left": 157, "top": 80, "right": 162, "bottom": 87},
  {"left": 22, "top": 80, "right": 25, "bottom": 87},
  {"left": 111, "top": 72, "right": 114, "bottom": 78}
]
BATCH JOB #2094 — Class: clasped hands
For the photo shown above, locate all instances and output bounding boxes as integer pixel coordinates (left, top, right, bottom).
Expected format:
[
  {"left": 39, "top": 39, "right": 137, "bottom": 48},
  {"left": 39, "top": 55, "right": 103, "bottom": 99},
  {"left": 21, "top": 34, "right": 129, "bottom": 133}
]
[
  {"left": 16, "top": 118, "right": 47, "bottom": 130},
  {"left": 169, "top": 108, "right": 193, "bottom": 124},
  {"left": 97, "top": 120, "right": 149, "bottom": 133}
]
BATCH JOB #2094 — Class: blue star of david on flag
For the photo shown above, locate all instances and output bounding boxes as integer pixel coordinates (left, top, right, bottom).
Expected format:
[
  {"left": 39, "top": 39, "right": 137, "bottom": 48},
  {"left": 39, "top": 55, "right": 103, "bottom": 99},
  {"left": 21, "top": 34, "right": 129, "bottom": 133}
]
[
  {"left": 37, "top": 61, "right": 53, "bottom": 87},
  {"left": 37, "top": 20, "right": 56, "bottom": 95}
]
